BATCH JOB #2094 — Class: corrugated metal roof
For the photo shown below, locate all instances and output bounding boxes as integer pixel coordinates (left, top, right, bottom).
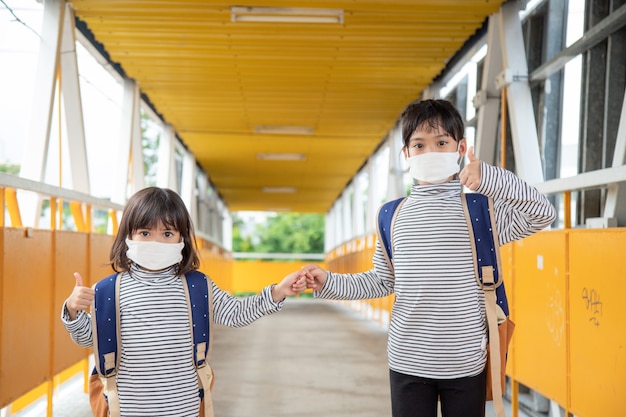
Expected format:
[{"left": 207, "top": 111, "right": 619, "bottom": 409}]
[{"left": 69, "top": 0, "right": 506, "bottom": 212}]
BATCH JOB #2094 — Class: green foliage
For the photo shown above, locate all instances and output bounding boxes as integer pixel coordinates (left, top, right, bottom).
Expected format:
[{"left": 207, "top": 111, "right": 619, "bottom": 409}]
[
  {"left": 232, "top": 212, "right": 325, "bottom": 254},
  {"left": 0, "top": 163, "right": 20, "bottom": 175},
  {"left": 231, "top": 213, "right": 256, "bottom": 252},
  {"left": 254, "top": 213, "right": 324, "bottom": 254}
]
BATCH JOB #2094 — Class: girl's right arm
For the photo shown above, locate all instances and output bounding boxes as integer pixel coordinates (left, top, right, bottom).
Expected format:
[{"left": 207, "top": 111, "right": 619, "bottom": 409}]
[
  {"left": 60, "top": 272, "right": 94, "bottom": 348},
  {"left": 210, "top": 281, "right": 284, "bottom": 327},
  {"left": 61, "top": 304, "right": 93, "bottom": 348}
]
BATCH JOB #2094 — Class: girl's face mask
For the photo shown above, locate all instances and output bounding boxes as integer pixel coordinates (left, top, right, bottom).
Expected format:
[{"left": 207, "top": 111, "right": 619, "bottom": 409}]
[
  {"left": 406, "top": 149, "right": 461, "bottom": 184},
  {"left": 126, "top": 238, "right": 184, "bottom": 271}
]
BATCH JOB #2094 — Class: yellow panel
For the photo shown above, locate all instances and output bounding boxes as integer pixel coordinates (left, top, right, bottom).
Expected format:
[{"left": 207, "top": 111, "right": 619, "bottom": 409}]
[
  {"left": 510, "top": 231, "right": 568, "bottom": 405},
  {"left": 89, "top": 233, "right": 116, "bottom": 285},
  {"left": 197, "top": 241, "right": 233, "bottom": 293},
  {"left": 52, "top": 231, "right": 91, "bottom": 375},
  {"left": 569, "top": 229, "right": 626, "bottom": 417},
  {"left": 0, "top": 228, "right": 53, "bottom": 407},
  {"left": 232, "top": 260, "right": 325, "bottom": 294}
]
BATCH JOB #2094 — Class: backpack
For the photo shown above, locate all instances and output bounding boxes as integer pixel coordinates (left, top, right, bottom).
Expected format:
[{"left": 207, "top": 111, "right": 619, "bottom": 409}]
[
  {"left": 376, "top": 193, "right": 514, "bottom": 417},
  {"left": 90, "top": 270, "right": 214, "bottom": 417}
]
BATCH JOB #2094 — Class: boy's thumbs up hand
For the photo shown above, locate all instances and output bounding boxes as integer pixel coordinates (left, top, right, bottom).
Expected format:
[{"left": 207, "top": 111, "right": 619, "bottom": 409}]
[
  {"left": 459, "top": 146, "right": 482, "bottom": 191},
  {"left": 65, "top": 272, "right": 95, "bottom": 320}
]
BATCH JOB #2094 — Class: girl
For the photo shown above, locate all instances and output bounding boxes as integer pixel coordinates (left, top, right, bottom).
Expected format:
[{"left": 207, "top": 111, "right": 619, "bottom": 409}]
[
  {"left": 62, "top": 187, "right": 306, "bottom": 417},
  {"left": 303, "top": 99, "right": 556, "bottom": 417}
]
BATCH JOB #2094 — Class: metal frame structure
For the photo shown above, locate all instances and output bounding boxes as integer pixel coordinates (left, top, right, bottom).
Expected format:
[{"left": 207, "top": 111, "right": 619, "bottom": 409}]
[
  {"left": 325, "top": 0, "right": 626, "bottom": 249},
  {"left": 12, "top": 0, "right": 230, "bottom": 246}
]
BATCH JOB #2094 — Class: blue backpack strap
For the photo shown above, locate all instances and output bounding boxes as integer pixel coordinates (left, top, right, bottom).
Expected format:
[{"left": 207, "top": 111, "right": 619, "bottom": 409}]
[
  {"left": 182, "top": 270, "right": 214, "bottom": 410},
  {"left": 376, "top": 197, "right": 407, "bottom": 271},
  {"left": 91, "top": 272, "right": 123, "bottom": 415},
  {"left": 463, "top": 193, "right": 509, "bottom": 316},
  {"left": 92, "top": 272, "right": 121, "bottom": 377},
  {"left": 184, "top": 271, "right": 211, "bottom": 367}
]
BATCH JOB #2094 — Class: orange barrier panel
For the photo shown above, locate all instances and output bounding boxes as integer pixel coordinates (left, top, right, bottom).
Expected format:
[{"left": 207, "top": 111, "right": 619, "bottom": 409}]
[
  {"left": 232, "top": 260, "right": 325, "bottom": 294},
  {"left": 0, "top": 228, "right": 53, "bottom": 406},
  {"left": 568, "top": 229, "right": 626, "bottom": 417},
  {"left": 52, "top": 231, "right": 90, "bottom": 376},
  {"left": 510, "top": 231, "right": 568, "bottom": 405},
  {"left": 88, "top": 233, "right": 116, "bottom": 286},
  {"left": 197, "top": 242, "right": 233, "bottom": 293}
]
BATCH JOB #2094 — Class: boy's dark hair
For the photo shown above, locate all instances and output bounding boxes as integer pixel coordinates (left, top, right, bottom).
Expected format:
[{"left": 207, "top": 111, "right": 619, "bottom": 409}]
[
  {"left": 400, "top": 99, "right": 465, "bottom": 148},
  {"left": 109, "top": 187, "right": 200, "bottom": 275}
]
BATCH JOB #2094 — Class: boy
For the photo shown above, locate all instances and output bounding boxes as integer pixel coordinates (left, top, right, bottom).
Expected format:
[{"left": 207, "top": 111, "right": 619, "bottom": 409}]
[{"left": 304, "top": 99, "right": 556, "bottom": 417}]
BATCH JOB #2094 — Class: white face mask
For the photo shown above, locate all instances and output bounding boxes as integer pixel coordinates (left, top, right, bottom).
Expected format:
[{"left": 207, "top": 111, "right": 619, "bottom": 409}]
[
  {"left": 406, "top": 151, "right": 461, "bottom": 184},
  {"left": 126, "top": 238, "right": 184, "bottom": 271}
]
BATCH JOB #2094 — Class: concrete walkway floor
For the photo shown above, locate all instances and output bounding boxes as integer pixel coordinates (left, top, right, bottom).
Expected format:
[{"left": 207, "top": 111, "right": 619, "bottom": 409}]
[
  {"left": 211, "top": 298, "right": 391, "bottom": 417},
  {"left": 11, "top": 298, "right": 529, "bottom": 417}
]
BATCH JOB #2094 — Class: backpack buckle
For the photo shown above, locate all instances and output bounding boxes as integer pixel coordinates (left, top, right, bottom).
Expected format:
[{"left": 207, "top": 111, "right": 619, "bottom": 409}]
[{"left": 481, "top": 266, "right": 496, "bottom": 291}]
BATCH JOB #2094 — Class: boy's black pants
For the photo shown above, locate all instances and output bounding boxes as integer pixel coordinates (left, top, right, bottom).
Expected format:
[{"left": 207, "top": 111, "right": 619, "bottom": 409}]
[{"left": 389, "top": 367, "right": 487, "bottom": 417}]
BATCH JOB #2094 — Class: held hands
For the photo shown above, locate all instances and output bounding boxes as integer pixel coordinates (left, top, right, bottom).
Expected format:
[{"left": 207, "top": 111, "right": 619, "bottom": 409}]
[
  {"left": 459, "top": 146, "right": 482, "bottom": 191},
  {"left": 65, "top": 272, "right": 95, "bottom": 320},
  {"left": 271, "top": 270, "right": 308, "bottom": 302},
  {"left": 301, "top": 264, "right": 328, "bottom": 291}
]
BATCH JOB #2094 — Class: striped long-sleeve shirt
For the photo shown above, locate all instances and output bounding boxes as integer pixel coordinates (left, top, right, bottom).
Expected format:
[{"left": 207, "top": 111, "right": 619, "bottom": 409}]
[
  {"left": 316, "top": 163, "right": 556, "bottom": 379},
  {"left": 62, "top": 264, "right": 282, "bottom": 417}
]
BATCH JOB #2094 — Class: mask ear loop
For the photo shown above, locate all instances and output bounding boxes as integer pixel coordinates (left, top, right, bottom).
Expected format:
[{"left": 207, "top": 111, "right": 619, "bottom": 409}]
[
  {"left": 456, "top": 138, "right": 466, "bottom": 166},
  {"left": 452, "top": 139, "right": 465, "bottom": 179}
]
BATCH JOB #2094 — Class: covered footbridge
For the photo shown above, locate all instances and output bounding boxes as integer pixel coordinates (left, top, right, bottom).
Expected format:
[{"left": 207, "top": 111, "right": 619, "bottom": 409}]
[{"left": 1, "top": 1, "right": 625, "bottom": 416}]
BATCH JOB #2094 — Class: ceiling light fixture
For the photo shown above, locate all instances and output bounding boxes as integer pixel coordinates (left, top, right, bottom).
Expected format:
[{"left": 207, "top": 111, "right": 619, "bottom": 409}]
[
  {"left": 231, "top": 6, "right": 344, "bottom": 24},
  {"left": 254, "top": 125, "right": 314, "bottom": 135},
  {"left": 257, "top": 153, "right": 306, "bottom": 161},
  {"left": 262, "top": 187, "right": 297, "bottom": 193}
]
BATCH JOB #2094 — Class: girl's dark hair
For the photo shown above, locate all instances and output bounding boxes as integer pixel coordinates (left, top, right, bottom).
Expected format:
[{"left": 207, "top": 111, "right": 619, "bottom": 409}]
[
  {"left": 400, "top": 99, "right": 465, "bottom": 148},
  {"left": 109, "top": 187, "right": 200, "bottom": 275}
]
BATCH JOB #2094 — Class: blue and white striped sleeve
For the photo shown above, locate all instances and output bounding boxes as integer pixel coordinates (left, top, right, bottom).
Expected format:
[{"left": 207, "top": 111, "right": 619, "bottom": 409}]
[
  {"left": 210, "top": 282, "right": 283, "bottom": 327},
  {"left": 315, "top": 228, "right": 396, "bottom": 300},
  {"left": 476, "top": 162, "right": 557, "bottom": 246},
  {"left": 61, "top": 302, "right": 94, "bottom": 348}
]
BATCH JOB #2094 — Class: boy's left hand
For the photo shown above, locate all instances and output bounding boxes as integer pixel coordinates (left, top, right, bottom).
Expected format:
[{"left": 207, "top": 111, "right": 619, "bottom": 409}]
[
  {"left": 459, "top": 146, "right": 482, "bottom": 191},
  {"left": 271, "top": 270, "right": 307, "bottom": 302}
]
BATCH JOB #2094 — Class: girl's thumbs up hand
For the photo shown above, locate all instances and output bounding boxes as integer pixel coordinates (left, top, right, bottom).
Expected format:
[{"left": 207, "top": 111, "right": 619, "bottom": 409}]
[
  {"left": 65, "top": 272, "right": 95, "bottom": 320},
  {"left": 459, "top": 146, "right": 482, "bottom": 191}
]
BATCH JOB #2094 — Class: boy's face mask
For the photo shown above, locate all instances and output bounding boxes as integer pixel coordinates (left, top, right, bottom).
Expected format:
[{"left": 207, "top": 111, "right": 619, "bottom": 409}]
[
  {"left": 406, "top": 149, "right": 461, "bottom": 184},
  {"left": 126, "top": 238, "right": 184, "bottom": 271}
]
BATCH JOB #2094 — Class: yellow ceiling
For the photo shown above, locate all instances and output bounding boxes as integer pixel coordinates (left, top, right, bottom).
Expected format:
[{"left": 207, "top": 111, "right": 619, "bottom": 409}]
[{"left": 68, "top": 0, "right": 506, "bottom": 213}]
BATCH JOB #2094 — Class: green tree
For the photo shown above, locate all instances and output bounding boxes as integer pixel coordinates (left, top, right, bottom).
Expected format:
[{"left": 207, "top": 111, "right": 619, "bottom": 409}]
[
  {"left": 254, "top": 213, "right": 324, "bottom": 254},
  {"left": 0, "top": 163, "right": 20, "bottom": 175},
  {"left": 231, "top": 213, "right": 256, "bottom": 252}
]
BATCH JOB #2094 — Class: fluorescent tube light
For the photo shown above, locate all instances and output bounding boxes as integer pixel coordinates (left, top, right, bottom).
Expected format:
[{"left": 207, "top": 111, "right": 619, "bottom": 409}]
[
  {"left": 262, "top": 187, "right": 297, "bottom": 193},
  {"left": 257, "top": 153, "right": 306, "bottom": 161},
  {"left": 254, "top": 125, "right": 314, "bottom": 135},
  {"left": 231, "top": 6, "right": 343, "bottom": 24}
]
